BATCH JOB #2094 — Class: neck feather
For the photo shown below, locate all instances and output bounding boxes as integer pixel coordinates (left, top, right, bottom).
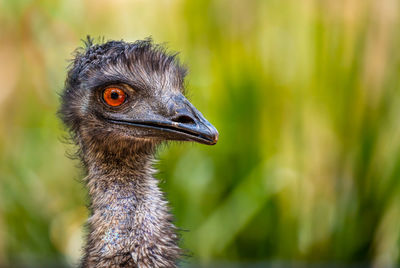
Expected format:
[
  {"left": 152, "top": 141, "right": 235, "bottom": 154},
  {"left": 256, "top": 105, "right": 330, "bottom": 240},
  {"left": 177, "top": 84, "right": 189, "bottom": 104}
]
[{"left": 79, "top": 139, "right": 181, "bottom": 268}]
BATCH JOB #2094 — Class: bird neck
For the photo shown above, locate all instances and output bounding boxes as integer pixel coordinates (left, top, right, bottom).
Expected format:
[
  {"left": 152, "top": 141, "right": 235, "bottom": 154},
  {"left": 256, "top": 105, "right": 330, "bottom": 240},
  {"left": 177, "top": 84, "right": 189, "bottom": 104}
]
[{"left": 80, "top": 140, "right": 181, "bottom": 268}]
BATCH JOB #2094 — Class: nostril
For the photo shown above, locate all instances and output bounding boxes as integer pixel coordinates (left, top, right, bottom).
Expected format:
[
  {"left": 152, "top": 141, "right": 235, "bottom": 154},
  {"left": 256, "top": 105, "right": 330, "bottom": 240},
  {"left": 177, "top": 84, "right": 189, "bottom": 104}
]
[{"left": 172, "top": 115, "right": 196, "bottom": 125}]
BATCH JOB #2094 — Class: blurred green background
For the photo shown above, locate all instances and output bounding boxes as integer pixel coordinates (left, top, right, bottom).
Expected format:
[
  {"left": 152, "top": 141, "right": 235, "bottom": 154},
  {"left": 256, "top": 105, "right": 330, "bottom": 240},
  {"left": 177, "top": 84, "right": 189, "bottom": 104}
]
[{"left": 1, "top": 0, "right": 400, "bottom": 267}]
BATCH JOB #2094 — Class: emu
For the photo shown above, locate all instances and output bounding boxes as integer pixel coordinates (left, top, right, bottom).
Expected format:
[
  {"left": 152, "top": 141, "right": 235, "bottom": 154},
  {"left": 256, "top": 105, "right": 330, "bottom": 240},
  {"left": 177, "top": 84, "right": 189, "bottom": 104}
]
[{"left": 59, "top": 38, "right": 218, "bottom": 268}]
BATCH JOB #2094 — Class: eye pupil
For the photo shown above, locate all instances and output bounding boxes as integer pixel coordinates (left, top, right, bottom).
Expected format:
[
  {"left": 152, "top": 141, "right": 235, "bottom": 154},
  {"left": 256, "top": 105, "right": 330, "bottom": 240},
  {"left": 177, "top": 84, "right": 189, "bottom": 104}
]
[{"left": 110, "top": 92, "right": 119, "bottom": 100}]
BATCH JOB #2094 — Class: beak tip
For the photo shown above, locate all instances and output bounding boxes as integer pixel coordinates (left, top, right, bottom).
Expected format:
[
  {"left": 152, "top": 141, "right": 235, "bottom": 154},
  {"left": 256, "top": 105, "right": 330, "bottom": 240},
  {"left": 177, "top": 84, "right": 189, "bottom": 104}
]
[{"left": 209, "top": 128, "right": 219, "bottom": 145}]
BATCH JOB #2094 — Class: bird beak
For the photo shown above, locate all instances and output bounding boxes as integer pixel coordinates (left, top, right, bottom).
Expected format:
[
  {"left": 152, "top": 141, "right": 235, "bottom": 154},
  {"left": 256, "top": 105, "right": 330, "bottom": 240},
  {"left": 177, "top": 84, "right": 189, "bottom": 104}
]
[
  {"left": 161, "top": 94, "right": 219, "bottom": 145},
  {"left": 106, "top": 94, "right": 219, "bottom": 145}
]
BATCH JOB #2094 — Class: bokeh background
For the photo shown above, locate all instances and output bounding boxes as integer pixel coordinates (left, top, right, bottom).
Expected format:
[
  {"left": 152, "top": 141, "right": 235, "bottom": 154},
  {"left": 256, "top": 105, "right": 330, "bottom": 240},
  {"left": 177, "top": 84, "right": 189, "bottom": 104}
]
[{"left": 1, "top": 0, "right": 400, "bottom": 267}]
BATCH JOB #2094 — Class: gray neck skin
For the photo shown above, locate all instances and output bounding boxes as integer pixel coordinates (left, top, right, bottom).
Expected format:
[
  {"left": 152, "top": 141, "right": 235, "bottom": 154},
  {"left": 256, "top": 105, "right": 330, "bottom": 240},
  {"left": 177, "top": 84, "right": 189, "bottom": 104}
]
[{"left": 79, "top": 139, "right": 181, "bottom": 268}]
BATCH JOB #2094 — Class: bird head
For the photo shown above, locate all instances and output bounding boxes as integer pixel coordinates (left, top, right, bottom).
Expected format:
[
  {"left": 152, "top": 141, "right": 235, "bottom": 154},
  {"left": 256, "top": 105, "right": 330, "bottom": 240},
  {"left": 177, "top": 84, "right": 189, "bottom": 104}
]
[{"left": 60, "top": 38, "right": 218, "bottom": 154}]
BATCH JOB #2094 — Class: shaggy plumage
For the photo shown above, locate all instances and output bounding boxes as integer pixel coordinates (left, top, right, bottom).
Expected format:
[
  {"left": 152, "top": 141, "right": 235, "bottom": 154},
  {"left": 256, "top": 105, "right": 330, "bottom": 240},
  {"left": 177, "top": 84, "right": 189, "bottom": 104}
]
[{"left": 59, "top": 37, "right": 218, "bottom": 268}]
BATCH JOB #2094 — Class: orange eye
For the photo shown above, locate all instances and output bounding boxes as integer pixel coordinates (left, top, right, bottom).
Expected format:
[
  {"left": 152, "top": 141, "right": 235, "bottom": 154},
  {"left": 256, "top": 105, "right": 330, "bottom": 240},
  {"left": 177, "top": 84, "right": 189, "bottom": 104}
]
[{"left": 103, "top": 87, "right": 126, "bottom": 106}]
